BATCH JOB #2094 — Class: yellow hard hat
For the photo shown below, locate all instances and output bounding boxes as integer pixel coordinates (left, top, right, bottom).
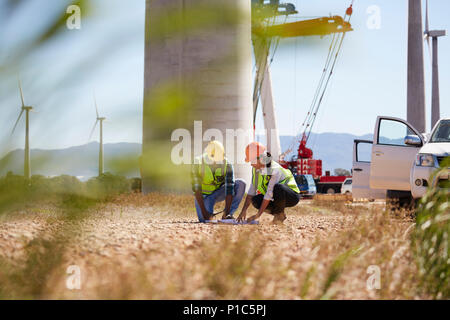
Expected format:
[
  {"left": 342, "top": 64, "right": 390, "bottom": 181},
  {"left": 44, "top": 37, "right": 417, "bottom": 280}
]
[{"left": 205, "top": 140, "right": 225, "bottom": 162}]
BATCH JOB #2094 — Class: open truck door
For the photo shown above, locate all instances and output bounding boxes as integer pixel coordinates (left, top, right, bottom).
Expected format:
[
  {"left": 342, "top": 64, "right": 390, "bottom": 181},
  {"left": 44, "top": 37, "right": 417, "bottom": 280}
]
[
  {"left": 352, "top": 139, "right": 386, "bottom": 200},
  {"left": 370, "top": 116, "right": 423, "bottom": 195}
]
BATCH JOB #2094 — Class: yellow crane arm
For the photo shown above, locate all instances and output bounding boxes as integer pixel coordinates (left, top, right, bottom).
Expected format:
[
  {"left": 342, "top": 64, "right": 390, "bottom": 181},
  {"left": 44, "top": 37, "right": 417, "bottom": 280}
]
[{"left": 253, "top": 16, "right": 353, "bottom": 38}]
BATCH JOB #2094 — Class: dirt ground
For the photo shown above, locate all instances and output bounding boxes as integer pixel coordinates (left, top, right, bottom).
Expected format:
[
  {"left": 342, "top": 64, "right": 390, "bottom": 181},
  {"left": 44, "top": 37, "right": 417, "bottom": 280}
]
[{"left": 0, "top": 194, "right": 421, "bottom": 300}]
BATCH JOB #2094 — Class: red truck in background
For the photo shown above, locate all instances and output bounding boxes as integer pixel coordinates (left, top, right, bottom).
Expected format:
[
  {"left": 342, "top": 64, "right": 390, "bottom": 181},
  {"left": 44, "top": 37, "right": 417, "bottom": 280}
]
[{"left": 280, "top": 136, "right": 350, "bottom": 194}]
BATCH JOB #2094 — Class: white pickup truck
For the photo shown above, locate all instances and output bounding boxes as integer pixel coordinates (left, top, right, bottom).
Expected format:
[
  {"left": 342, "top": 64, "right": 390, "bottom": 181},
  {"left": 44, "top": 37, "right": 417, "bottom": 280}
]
[{"left": 352, "top": 116, "right": 450, "bottom": 205}]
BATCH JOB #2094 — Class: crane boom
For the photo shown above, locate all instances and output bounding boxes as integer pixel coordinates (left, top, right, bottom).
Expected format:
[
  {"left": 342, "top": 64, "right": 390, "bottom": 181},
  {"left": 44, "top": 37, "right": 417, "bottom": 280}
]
[
  {"left": 252, "top": 11, "right": 353, "bottom": 161},
  {"left": 253, "top": 16, "right": 353, "bottom": 38}
]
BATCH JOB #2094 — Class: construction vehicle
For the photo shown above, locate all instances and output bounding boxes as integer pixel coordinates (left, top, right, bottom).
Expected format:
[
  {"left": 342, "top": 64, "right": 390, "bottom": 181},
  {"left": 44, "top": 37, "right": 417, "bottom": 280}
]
[
  {"left": 294, "top": 174, "right": 317, "bottom": 198},
  {"left": 251, "top": 1, "right": 354, "bottom": 194},
  {"left": 280, "top": 135, "right": 350, "bottom": 194}
]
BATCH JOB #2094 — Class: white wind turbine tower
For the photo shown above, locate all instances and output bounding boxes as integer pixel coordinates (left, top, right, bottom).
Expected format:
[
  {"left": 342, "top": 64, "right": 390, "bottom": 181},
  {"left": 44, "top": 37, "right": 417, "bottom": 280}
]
[
  {"left": 89, "top": 95, "right": 107, "bottom": 176},
  {"left": 11, "top": 79, "right": 34, "bottom": 180},
  {"left": 424, "top": 0, "right": 446, "bottom": 128}
]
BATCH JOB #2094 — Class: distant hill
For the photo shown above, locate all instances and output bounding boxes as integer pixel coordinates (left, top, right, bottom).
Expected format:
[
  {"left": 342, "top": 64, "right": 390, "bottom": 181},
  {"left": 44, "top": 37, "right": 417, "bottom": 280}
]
[
  {"left": 0, "top": 132, "right": 372, "bottom": 179},
  {"left": 0, "top": 142, "right": 141, "bottom": 180},
  {"left": 260, "top": 132, "right": 373, "bottom": 173}
]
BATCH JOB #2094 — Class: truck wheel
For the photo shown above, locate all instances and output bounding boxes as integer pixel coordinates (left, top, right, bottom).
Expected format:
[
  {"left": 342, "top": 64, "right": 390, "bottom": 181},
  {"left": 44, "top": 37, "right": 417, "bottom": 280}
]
[{"left": 326, "top": 188, "right": 335, "bottom": 194}]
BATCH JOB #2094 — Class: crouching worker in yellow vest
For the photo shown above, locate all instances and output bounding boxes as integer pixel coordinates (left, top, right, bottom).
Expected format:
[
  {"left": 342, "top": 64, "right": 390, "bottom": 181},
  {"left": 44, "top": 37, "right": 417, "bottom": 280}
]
[
  {"left": 192, "top": 141, "right": 246, "bottom": 223},
  {"left": 237, "top": 142, "right": 300, "bottom": 224}
]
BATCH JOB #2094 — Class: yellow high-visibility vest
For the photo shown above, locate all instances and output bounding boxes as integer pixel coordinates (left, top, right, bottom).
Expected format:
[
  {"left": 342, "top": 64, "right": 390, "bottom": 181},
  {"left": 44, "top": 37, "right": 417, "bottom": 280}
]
[
  {"left": 252, "top": 161, "right": 300, "bottom": 195},
  {"left": 195, "top": 154, "right": 227, "bottom": 195}
]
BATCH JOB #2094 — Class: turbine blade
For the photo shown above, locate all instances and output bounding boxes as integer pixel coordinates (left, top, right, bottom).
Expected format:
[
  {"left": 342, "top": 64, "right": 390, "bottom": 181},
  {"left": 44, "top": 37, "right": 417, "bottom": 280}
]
[
  {"left": 94, "top": 93, "right": 99, "bottom": 118},
  {"left": 426, "top": 36, "right": 432, "bottom": 65},
  {"left": 89, "top": 120, "right": 99, "bottom": 141},
  {"left": 11, "top": 109, "right": 24, "bottom": 135},
  {"left": 423, "top": 0, "right": 432, "bottom": 67},
  {"left": 18, "top": 78, "right": 25, "bottom": 107}
]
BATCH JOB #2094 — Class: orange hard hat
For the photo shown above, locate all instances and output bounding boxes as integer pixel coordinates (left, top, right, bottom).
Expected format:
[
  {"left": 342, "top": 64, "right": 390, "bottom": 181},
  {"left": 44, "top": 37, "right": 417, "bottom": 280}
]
[{"left": 245, "top": 142, "right": 266, "bottom": 163}]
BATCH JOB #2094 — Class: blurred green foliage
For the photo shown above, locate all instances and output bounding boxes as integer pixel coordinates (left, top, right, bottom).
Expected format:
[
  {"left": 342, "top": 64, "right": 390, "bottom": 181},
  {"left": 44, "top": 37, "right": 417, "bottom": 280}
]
[
  {"left": 320, "top": 246, "right": 361, "bottom": 299},
  {"left": 37, "top": 0, "right": 90, "bottom": 44},
  {"left": 86, "top": 172, "right": 131, "bottom": 198},
  {"left": 145, "top": 1, "right": 244, "bottom": 42},
  {"left": 0, "top": 172, "right": 135, "bottom": 216},
  {"left": 0, "top": 236, "right": 66, "bottom": 299},
  {"left": 413, "top": 158, "right": 450, "bottom": 299},
  {"left": 0, "top": 0, "right": 92, "bottom": 69}
]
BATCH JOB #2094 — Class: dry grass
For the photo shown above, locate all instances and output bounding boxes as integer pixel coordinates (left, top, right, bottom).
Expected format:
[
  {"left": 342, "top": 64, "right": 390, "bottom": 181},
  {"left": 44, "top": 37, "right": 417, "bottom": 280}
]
[{"left": 0, "top": 193, "right": 435, "bottom": 299}]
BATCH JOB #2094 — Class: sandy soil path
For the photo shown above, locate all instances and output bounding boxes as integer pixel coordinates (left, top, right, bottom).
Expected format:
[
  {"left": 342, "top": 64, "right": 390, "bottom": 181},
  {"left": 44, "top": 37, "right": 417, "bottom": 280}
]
[{"left": 0, "top": 198, "right": 416, "bottom": 299}]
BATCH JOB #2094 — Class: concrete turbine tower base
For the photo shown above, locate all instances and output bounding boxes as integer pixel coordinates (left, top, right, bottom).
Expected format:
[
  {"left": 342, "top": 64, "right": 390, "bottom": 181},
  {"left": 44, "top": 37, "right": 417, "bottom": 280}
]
[
  {"left": 407, "top": 0, "right": 426, "bottom": 133},
  {"left": 142, "top": 0, "right": 253, "bottom": 193}
]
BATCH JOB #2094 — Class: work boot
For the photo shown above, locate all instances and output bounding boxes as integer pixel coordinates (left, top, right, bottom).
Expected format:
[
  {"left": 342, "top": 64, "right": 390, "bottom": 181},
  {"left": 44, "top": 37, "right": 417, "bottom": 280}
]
[{"left": 272, "top": 211, "right": 287, "bottom": 224}]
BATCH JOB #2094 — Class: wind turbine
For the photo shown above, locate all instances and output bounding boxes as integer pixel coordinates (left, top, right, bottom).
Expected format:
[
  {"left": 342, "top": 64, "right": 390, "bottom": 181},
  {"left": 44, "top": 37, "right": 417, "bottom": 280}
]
[
  {"left": 11, "top": 79, "right": 34, "bottom": 180},
  {"left": 407, "top": 0, "right": 426, "bottom": 133},
  {"left": 424, "top": 0, "right": 446, "bottom": 128},
  {"left": 89, "top": 95, "right": 107, "bottom": 176}
]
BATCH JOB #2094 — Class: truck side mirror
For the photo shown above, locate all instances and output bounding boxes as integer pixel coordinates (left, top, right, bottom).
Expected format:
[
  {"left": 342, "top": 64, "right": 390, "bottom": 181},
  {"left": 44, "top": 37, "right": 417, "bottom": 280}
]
[{"left": 404, "top": 135, "right": 422, "bottom": 147}]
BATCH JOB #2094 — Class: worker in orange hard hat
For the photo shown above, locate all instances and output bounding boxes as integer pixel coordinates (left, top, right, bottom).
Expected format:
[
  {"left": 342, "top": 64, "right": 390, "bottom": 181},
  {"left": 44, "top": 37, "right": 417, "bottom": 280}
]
[
  {"left": 238, "top": 142, "right": 301, "bottom": 224},
  {"left": 245, "top": 141, "right": 266, "bottom": 164}
]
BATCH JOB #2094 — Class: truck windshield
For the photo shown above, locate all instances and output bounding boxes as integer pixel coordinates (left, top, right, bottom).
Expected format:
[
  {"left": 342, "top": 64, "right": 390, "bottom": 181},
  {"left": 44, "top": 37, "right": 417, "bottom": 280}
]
[
  {"left": 430, "top": 120, "right": 450, "bottom": 143},
  {"left": 306, "top": 175, "right": 315, "bottom": 184}
]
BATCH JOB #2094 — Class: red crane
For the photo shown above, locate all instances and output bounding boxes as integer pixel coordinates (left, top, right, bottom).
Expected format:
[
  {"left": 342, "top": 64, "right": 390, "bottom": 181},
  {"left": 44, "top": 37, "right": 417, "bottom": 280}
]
[
  {"left": 251, "top": 2, "right": 353, "bottom": 160},
  {"left": 280, "top": 4, "right": 354, "bottom": 193},
  {"left": 251, "top": 1, "right": 355, "bottom": 193}
]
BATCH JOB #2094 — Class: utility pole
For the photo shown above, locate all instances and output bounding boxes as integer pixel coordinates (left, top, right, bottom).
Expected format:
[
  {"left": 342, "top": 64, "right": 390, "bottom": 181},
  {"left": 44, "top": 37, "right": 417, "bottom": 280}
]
[{"left": 407, "top": 0, "right": 426, "bottom": 133}]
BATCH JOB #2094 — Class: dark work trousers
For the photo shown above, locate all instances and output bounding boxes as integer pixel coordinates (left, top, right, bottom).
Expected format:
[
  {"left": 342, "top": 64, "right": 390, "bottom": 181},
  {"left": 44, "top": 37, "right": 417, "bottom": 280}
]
[{"left": 251, "top": 183, "right": 301, "bottom": 215}]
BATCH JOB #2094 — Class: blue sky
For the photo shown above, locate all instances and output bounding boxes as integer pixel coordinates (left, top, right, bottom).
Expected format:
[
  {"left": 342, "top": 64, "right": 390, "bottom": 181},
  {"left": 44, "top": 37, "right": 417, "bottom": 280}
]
[
  {"left": 265, "top": 0, "right": 450, "bottom": 136},
  {"left": 1, "top": 0, "right": 449, "bottom": 156}
]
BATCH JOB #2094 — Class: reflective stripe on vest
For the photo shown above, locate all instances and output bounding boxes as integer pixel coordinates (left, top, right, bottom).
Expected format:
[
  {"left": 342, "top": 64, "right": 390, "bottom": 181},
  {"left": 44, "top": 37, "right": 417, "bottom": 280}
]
[
  {"left": 252, "top": 161, "right": 300, "bottom": 195},
  {"left": 197, "top": 154, "right": 227, "bottom": 195}
]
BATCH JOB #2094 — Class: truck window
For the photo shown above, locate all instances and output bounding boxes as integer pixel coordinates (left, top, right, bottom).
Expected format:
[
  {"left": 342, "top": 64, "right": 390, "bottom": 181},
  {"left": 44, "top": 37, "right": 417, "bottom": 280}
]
[
  {"left": 430, "top": 120, "right": 450, "bottom": 143},
  {"left": 306, "top": 175, "right": 315, "bottom": 184},
  {"left": 378, "top": 119, "right": 415, "bottom": 146},
  {"left": 356, "top": 142, "right": 372, "bottom": 162}
]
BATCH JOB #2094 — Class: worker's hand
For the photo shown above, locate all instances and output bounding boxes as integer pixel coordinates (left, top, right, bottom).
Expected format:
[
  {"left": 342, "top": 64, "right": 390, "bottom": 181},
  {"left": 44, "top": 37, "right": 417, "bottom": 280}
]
[
  {"left": 247, "top": 213, "right": 261, "bottom": 222},
  {"left": 237, "top": 210, "right": 247, "bottom": 222},
  {"left": 202, "top": 209, "right": 212, "bottom": 221}
]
